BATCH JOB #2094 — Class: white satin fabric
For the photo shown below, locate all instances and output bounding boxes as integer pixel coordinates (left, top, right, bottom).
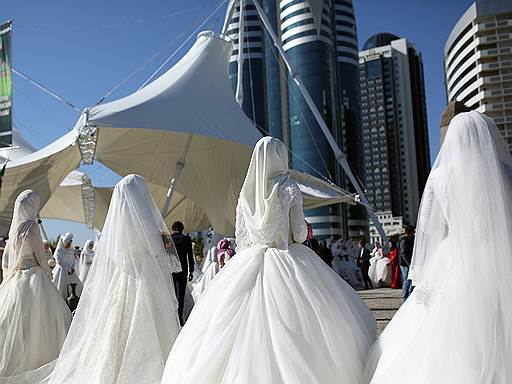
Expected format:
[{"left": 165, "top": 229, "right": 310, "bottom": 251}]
[
  {"left": 367, "top": 111, "right": 512, "bottom": 383},
  {"left": 0, "top": 191, "right": 71, "bottom": 379},
  {"left": 161, "top": 137, "right": 376, "bottom": 383}
]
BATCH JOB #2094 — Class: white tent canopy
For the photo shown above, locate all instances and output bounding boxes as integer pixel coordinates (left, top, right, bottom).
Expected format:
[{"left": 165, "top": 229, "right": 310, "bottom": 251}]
[
  {"left": 0, "top": 130, "right": 81, "bottom": 234},
  {"left": 80, "top": 32, "right": 262, "bottom": 235},
  {"left": 71, "top": 31, "right": 355, "bottom": 235},
  {"left": 1, "top": 130, "right": 354, "bottom": 235},
  {"left": 1, "top": 32, "right": 356, "bottom": 236},
  {"left": 0, "top": 131, "right": 96, "bottom": 231},
  {"left": 40, "top": 170, "right": 88, "bottom": 224}
]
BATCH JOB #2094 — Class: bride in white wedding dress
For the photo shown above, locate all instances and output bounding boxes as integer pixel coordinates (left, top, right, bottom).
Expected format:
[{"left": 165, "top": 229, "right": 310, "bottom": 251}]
[
  {"left": 161, "top": 137, "right": 376, "bottom": 384},
  {"left": 6, "top": 175, "right": 182, "bottom": 384},
  {"left": 48, "top": 174, "right": 181, "bottom": 384},
  {"left": 366, "top": 111, "right": 512, "bottom": 384},
  {"left": 0, "top": 190, "right": 71, "bottom": 378}
]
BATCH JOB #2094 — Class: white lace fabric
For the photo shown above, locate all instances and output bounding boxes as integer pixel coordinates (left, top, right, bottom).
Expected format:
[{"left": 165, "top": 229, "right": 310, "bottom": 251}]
[
  {"left": 11, "top": 226, "right": 50, "bottom": 274},
  {"left": 235, "top": 179, "right": 307, "bottom": 252}
]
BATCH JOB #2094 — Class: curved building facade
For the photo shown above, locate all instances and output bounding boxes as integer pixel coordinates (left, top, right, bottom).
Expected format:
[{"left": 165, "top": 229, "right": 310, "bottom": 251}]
[
  {"left": 444, "top": 0, "right": 512, "bottom": 150},
  {"left": 226, "top": 3, "right": 266, "bottom": 131}
]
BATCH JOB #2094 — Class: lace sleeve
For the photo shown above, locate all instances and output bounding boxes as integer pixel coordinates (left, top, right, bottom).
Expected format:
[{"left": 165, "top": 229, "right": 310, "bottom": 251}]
[
  {"left": 418, "top": 183, "right": 435, "bottom": 233},
  {"left": 27, "top": 226, "right": 51, "bottom": 273},
  {"left": 235, "top": 201, "right": 252, "bottom": 253},
  {"left": 287, "top": 183, "right": 308, "bottom": 244}
]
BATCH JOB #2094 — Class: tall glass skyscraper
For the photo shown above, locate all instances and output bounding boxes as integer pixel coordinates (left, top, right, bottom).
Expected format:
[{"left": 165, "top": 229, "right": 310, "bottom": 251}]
[
  {"left": 359, "top": 33, "right": 430, "bottom": 231},
  {"left": 226, "top": 0, "right": 366, "bottom": 240}
]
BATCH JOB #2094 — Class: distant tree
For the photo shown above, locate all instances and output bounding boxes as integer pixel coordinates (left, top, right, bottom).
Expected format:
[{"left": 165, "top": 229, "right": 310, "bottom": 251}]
[{"left": 192, "top": 237, "right": 204, "bottom": 263}]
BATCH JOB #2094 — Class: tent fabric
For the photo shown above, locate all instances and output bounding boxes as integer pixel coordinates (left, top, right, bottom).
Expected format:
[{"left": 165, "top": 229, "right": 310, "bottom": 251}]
[
  {"left": 0, "top": 130, "right": 81, "bottom": 235},
  {"left": 1, "top": 32, "right": 355, "bottom": 237},
  {"left": 40, "top": 170, "right": 88, "bottom": 225},
  {"left": 87, "top": 32, "right": 262, "bottom": 235},
  {"left": 88, "top": 32, "right": 259, "bottom": 146},
  {"left": 0, "top": 132, "right": 86, "bottom": 229},
  {"left": 80, "top": 32, "right": 354, "bottom": 234},
  {"left": 290, "top": 170, "right": 355, "bottom": 210},
  {"left": 83, "top": 185, "right": 211, "bottom": 233},
  {"left": 40, "top": 184, "right": 86, "bottom": 224}
]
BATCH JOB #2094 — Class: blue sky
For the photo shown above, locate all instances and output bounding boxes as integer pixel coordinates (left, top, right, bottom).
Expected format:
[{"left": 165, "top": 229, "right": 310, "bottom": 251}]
[{"left": 1, "top": 0, "right": 474, "bottom": 245}]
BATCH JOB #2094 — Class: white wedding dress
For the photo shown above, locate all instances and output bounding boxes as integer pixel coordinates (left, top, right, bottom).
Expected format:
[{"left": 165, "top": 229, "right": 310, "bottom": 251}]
[
  {"left": 78, "top": 240, "right": 94, "bottom": 283},
  {"left": 52, "top": 234, "right": 83, "bottom": 300},
  {"left": 368, "top": 246, "right": 391, "bottom": 287},
  {"left": 161, "top": 137, "right": 376, "bottom": 384},
  {"left": 6, "top": 175, "right": 182, "bottom": 384},
  {"left": 0, "top": 191, "right": 71, "bottom": 379},
  {"left": 367, "top": 111, "right": 512, "bottom": 383},
  {"left": 191, "top": 243, "right": 219, "bottom": 301},
  {"left": 331, "top": 241, "right": 361, "bottom": 287}
]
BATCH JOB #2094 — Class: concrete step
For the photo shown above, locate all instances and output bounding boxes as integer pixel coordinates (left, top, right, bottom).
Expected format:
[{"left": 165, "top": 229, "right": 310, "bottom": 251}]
[{"left": 357, "top": 288, "right": 403, "bottom": 336}]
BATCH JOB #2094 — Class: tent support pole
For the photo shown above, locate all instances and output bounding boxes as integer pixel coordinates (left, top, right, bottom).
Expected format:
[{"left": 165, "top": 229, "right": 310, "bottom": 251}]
[
  {"left": 38, "top": 218, "right": 49, "bottom": 242},
  {"left": 249, "top": 0, "right": 388, "bottom": 243},
  {"left": 235, "top": 0, "right": 245, "bottom": 105},
  {"left": 162, "top": 134, "right": 194, "bottom": 218}
]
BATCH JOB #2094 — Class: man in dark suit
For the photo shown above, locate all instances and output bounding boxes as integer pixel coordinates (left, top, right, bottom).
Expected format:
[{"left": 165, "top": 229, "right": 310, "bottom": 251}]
[
  {"left": 399, "top": 226, "right": 415, "bottom": 301},
  {"left": 357, "top": 240, "right": 372, "bottom": 290},
  {"left": 171, "top": 221, "right": 194, "bottom": 325}
]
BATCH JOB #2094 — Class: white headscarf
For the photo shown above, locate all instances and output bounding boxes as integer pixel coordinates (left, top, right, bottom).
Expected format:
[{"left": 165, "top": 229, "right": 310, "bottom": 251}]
[
  {"left": 81, "top": 240, "right": 94, "bottom": 255},
  {"left": 53, "top": 232, "right": 74, "bottom": 270},
  {"left": 238, "top": 137, "right": 289, "bottom": 236},
  {"left": 80, "top": 240, "right": 94, "bottom": 260},
  {"left": 6, "top": 190, "right": 40, "bottom": 274}
]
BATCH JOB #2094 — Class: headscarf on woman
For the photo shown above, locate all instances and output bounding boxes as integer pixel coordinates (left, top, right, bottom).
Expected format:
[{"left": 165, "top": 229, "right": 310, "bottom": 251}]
[
  {"left": 79, "top": 240, "right": 95, "bottom": 283},
  {"left": 5, "top": 190, "right": 40, "bottom": 275}
]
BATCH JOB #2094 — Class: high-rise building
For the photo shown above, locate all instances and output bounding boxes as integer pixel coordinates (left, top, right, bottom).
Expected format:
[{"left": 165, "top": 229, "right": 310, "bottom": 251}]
[
  {"left": 359, "top": 33, "right": 430, "bottom": 230},
  {"left": 444, "top": 0, "right": 512, "bottom": 151},
  {"left": 226, "top": 3, "right": 266, "bottom": 131},
  {"left": 225, "top": 0, "right": 366, "bottom": 240}
]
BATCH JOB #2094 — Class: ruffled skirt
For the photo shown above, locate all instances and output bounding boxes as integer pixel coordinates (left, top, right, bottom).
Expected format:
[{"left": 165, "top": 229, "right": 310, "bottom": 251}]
[
  {"left": 0, "top": 267, "right": 71, "bottom": 378},
  {"left": 162, "top": 243, "right": 376, "bottom": 384}
]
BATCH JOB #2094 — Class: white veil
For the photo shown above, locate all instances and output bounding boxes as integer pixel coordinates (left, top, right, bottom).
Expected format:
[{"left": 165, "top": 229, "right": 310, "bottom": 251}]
[
  {"left": 40, "top": 174, "right": 180, "bottom": 383},
  {"left": 52, "top": 233, "right": 74, "bottom": 269},
  {"left": 5, "top": 190, "right": 40, "bottom": 277},
  {"left": 78, "top": 240, "right": 94, "bottom": 281},
  {"left": 409, "top": 111, "right": 512, "bottom": 375},
  {"left": 411, "top": 111, "right": 512, "bottom": 282},
  {"left": 236, "top": 137, "right": 289, "bottom": 250}
]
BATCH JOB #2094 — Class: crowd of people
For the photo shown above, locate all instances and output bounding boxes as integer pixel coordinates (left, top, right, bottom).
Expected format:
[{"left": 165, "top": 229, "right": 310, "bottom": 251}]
[
  {"left": 0, "top": 112, "right": 510, "bottom": 383},
  {"left": 304, "top": 227, "right": 415, "bottom": 301},
  {"left": 0, "top": 232, "right": 96, "bottom": 297}
]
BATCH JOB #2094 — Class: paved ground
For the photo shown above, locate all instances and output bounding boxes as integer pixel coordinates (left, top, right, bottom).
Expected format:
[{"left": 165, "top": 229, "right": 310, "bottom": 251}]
[{"left": 358, "top": 288, "right": 403, "bottom": 335}]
